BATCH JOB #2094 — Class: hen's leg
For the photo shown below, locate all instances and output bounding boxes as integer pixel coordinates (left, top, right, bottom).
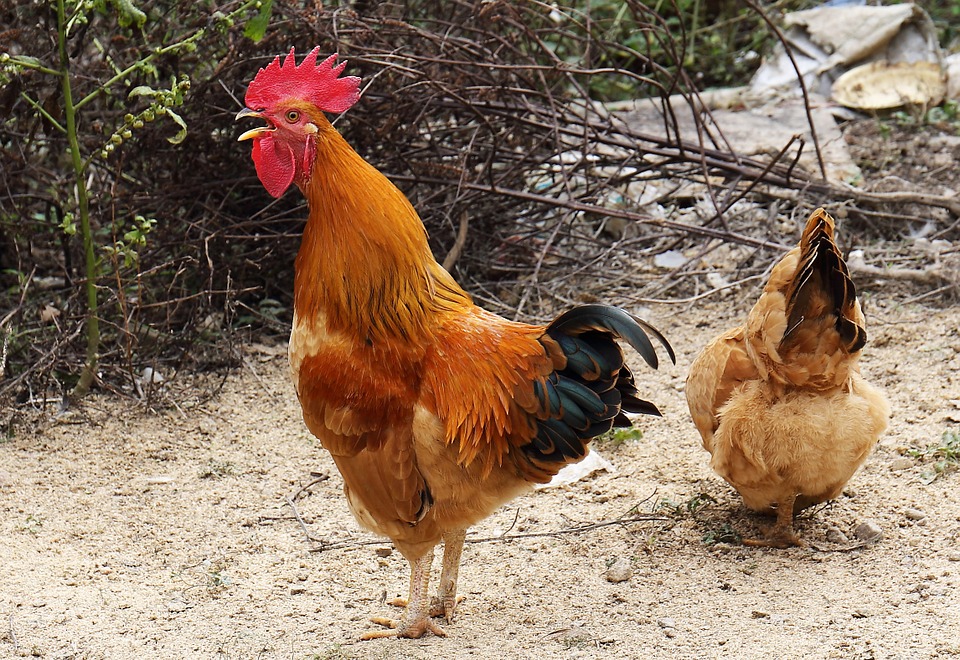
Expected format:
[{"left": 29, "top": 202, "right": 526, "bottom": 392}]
[
  {"left": 361, "top": 549, "right": 446, "bottom": 640},
  {"left": 387, "top": 529, "right": 466, "bottom": 620},
  {"left": 743, "top": 492, "right": 805, "bottom": 549}
]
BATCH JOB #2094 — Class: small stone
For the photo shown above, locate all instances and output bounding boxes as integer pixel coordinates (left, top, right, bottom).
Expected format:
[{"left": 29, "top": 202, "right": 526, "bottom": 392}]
[
  {"left": 375, "top": 547, "right": 393, "bottom": 558},
  {"left": 751, "top": 610, "right": 769, "bottom": 619},
  {"left": 166, "top": 600, "right": 187, "bottom": 613},
  {"left": 657, "top": 617, "right": 675, "bottom": 629},
  {"left": 926, "top": 584, "right": 947, "bottom": 597},
  {"left": 889, "top": 458, "right": 914, "bottom": 472},
  {"left": 198, "top": 418, "right": 218, "bottom": 435},
  {"left": 904, "top": 508, "right": 926, "bottom": 521},
  {"left": 904, "top": 592, "right": 921, "bottom": 604},
  {"left": 605, "top": 557, "right": 633, "bottom": 583},
  {"left": 825, "top": 526, "right": 849, "bottom": 544},
  {"left": 944, "top": 549, "right": 960, "bottom": 562},
  {"left": 290, "top": 587, "right": 306, "bottom": 595},
  {"left": 854, "top": 521, "right": 883, "bottom": 542}
]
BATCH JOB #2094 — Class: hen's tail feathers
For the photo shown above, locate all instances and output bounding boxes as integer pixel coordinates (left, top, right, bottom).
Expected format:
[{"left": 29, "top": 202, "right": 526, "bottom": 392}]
[
  {"left": 783, "top": 208, "right": 866, "bottom": 354},
  {"left": 523, "top": 305, "right": 674, "bottom": 465}
]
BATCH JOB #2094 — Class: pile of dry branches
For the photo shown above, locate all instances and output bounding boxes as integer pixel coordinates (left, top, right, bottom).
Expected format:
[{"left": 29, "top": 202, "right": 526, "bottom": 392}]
[{"left": 2, "top": 0, "right": 957, "bottom": 408}]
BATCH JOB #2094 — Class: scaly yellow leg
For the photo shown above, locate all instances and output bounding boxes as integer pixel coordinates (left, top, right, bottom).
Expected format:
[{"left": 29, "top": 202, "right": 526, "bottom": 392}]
[
  {"left": 361, "top": 549, "right": 446, "bottom": 640},
  {"left": 386, "top": 530, "right": 466, "bottom": 621},
  {"left": 435, "top": 528, "right": 466, "bottom": 621},
  {"left": 743, "top": 492, "right": 806, "bottom": 549}
]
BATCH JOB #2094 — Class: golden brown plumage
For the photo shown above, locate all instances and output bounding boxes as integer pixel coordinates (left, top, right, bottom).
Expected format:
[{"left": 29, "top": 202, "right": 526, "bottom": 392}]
[
  {"left": 686, "top": 208, "right": 890, "bottom": 547},
  {"left": 238, "top": 49, "right": 674, "bottom": 638}
]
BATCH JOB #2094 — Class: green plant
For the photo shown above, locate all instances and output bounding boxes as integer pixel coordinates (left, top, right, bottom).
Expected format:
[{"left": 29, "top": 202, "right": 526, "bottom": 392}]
[
  {"left": 926, "top": 100, "right": 960, "bottom": 133},
  {"left": 907, "top": 429, "right": 960, "bottom": 484},
  {"left": 539, "top": 0, "right": 815, "bottom": 102},
  {"left": 597, "top": 426, "right": 644, "bottom": 449},
  {"left": 702, "top": 523, "right": 741, "bottom": 545},
  {"left": 656, "top": 492, "right": 715, "bottom": 515},
  {"left": 2, "top": 0, "right": 267, "bottom": 397},
  {"left": 16, "top": 514, "right": 45, "bottom": 536}
]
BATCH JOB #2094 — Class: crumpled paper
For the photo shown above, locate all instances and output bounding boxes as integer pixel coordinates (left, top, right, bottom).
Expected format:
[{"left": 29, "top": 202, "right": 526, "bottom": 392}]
[{"left": 751, "top": 3, "right": 945, "bottom": 109}]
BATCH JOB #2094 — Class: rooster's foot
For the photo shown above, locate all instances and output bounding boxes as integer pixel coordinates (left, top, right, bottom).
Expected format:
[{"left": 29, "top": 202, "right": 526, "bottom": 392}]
[
  {"left": 387, "top": 594, "right": 465, "bottom": 621},
  {"left": 360, "top": 613, "right": 447, "bottom": 640}
]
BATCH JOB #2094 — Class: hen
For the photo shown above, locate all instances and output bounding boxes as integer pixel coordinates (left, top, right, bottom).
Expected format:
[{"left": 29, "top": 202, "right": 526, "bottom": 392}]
[
  {"left": 236, "top": 48, "right": 674, "bottom": 638},
  {"left": 685, "top": 208, "right": 890, "bottom": 548}
]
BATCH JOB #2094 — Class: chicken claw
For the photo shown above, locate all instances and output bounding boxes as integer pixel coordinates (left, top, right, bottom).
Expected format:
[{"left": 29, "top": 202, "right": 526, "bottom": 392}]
[
  {"left": 387, "top": 594, "right": 466, "bottom": 621},
  {"left": 742, "top": 495, "right": 807, "bottom": 549},
  {"left": 361, "top": 614, "right": 447, "bottom": 640},
  {"left": 360, "top": 551, "right": 449, "bottom": 640}
]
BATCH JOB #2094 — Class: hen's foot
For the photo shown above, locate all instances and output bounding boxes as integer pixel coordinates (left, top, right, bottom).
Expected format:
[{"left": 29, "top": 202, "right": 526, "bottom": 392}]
[
  {"left": 360, "top": 613, "right": 447, "bottom": 640},
  {"left": 387, "top": 594, "right": 465, "bottom": 621},
  {"left": 743, "top": 495, "right": 805, "bottom": 548},
  {"left": 743, "top": 522, "right": 806, "bottom": 549}
]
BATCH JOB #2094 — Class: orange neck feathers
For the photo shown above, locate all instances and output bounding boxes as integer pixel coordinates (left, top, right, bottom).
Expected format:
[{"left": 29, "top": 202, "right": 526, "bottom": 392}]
[{"left": 293, "top": 118, "right": 469, "bottom": 342}]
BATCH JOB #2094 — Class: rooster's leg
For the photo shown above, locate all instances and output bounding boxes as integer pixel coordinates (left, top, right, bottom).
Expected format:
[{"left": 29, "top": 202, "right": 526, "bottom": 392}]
[
  {"left": 387, "top": 529, "right": 466, "bottom": 620},
  {"left": 434, "top": 528, "right": 466, "bottom": 621},
  {"left": 743, "top": 492, "right": 805, "bottom": 549},
  {"left": 362, "top": 549, "right": 446, "bottom": 640}
]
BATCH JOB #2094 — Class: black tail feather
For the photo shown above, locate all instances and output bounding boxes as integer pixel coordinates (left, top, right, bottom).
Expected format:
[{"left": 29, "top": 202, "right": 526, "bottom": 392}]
[
  {"left": 522, "top": 305, "right": 671, "bottom": 466},
  {"left": 548, "top": 304, "right": 676, "bottom": 369}
]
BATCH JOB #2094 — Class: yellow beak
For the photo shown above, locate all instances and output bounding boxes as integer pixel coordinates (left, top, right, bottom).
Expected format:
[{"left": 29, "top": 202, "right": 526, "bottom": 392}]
[{"left": 235, "top": 108, "right": 273, "bottom": 141}]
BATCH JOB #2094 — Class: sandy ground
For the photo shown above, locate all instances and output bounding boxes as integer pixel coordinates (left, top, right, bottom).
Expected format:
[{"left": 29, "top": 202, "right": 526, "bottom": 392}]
[{"left": 2, "top": 296, "right": 959, "bottom": 660}]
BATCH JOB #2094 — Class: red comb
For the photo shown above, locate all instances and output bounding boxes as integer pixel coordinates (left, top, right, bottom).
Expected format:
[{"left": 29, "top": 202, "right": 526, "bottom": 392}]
[{"left": 245, "top": 47, "right": 361, "bottom": 114}]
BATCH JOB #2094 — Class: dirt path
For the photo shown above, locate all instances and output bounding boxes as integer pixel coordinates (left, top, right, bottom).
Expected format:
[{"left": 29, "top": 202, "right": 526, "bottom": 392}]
[{"left": 2, "top": 301, "right": 959, "bottom": 659}]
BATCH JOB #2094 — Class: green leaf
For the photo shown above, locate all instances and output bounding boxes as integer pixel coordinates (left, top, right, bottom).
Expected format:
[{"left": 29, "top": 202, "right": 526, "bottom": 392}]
[
  {"left": 164, "top": 108, "right": 187, "bottom": 145},
  {"left": 243, "top": 0, "right": 273, "bottom": 42},
  {"left": 110, "top": 0, "right": 147, "bottom": 29},
  {"left": 9, "top": 55, "right": 44, "bottom": 69},
  {"left": 128, "top": 85, "right": 157, "bottom": 99}
]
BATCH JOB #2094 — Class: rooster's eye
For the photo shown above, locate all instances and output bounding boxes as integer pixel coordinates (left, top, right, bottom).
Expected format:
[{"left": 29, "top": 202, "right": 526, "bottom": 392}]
[{"left": 285, "top": 110, "right": 300, "bottom": 123}]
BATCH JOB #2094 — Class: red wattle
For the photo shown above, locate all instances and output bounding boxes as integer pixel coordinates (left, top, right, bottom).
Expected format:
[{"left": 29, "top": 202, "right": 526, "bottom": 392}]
[{"left": 252, "top": 136, "right": 296, "bottom": 198}]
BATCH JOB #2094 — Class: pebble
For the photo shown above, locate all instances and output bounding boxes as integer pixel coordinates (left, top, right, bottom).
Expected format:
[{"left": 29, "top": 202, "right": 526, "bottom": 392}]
[
  {"left": 375, "top": 547, "right": 393, "bottom": 558},
  {"left": 854, "top": 520, "right": 883, "bottom": 542},
  {"left": 904, "top": 508, "right": 926, "bottom": 521},
  {"left": 751, "top": 610, "right": 769, "bottom": 619},
  {"left": 889, "top": 458, "right": 914, "bottom": 472},
  {"left": 928, "top": 134, "right": 960, "bottom": 150},
  {"left": 945, "top": 549, "right": 960, "bottom": 562},
  {"left": 605, "top": 557, "right": 633, "bottom": 583},
  {"left": 825, "top": 526, "right": 849, "bottom": 544},
  {"left": 166, "top": 600, "right": 187, "bottom": 613},
  {"left": 904, "top": 592, "right": 921, "bottom": 604},
  {"left": 198, "top": 418, "right": 218, "bottom": 435},
  {"left": 290, "top": 586, "right": 306, "bottom": 595}
]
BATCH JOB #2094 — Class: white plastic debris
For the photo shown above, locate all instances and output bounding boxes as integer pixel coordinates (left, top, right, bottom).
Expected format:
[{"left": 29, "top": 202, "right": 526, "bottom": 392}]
[
  {"left": 140, "top": 366, "right": 164, "bottom": 384},
  {"left": 705, "top": 272, "right": 730, "bottom": 290},
  {"left": 653, "top": 250, "right": 686, "bottom": 269},
  {"left": 536, "top": 449, "right": 616, "bottom": 489},
  {"left": 751, "top": 3, "right": 944, "bottom": 110}
]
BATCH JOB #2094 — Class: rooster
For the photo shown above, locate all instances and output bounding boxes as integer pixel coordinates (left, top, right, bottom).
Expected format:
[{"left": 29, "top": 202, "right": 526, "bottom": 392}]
[
  {"left": 685, "top": 208, "right": 890, "bottom": 548},
  {"left": 236, "top": 48, "right": 674, "bottom": 639}
]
